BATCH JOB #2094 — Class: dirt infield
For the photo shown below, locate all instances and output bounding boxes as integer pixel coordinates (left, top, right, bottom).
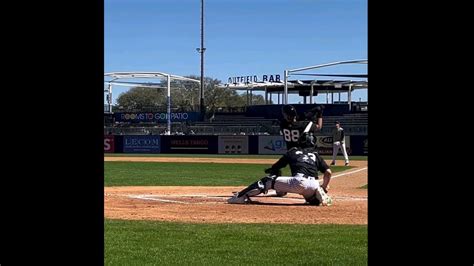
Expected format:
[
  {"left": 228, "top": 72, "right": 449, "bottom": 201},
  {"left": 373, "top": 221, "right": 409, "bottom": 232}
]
[{"left": 105, "top": 159, "right": 367, "bottom": 224}]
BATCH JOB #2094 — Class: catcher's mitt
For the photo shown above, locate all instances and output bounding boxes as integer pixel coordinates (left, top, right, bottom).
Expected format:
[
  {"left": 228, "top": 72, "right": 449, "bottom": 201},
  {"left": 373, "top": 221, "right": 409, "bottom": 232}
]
[{"left": 304, "top": 105, "right": 324, "bottom": 120}]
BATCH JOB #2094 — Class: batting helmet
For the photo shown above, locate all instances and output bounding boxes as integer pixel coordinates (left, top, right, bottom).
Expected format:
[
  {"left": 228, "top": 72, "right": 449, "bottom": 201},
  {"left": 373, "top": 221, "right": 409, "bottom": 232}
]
[{"left": 282, "top": 105, "right": 297, "bottom": 122}]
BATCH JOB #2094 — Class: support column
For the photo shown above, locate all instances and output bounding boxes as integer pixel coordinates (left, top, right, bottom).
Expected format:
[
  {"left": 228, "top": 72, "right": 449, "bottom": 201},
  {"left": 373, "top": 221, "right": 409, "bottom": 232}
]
[
  {"left": 108, "top": 83, "right": 113, "bottom": 113},
  {"left": 265, "top": 87, "right": 268, "bottom": 104},
  {"left": 167, "top": 74, "right": 171, "bottom": 135},
  {"left": 348, "top": 85, "right": 352, "bottom": 111}
]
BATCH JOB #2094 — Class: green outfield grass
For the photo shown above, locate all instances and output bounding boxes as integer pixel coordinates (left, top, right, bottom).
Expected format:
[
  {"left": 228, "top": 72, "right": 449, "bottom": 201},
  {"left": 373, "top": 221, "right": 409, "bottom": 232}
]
[
  {"left": 104, "top": 162, "right": 351, "bottom": 186},
  {"left": 105, "top": 219, "right": 368, "bottom": 265},
  {"left": 360, "top": 184, "right": 368, "bottom": 189},
  {"left": 105, "top": 153, "right": 368, "bottom": 161}
]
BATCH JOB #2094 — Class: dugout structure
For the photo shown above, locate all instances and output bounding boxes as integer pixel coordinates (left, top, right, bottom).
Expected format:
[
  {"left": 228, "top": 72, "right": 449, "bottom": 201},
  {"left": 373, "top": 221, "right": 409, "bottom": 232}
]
[{"left": 104, "top": 72, "right": 200, "bottom": 135}]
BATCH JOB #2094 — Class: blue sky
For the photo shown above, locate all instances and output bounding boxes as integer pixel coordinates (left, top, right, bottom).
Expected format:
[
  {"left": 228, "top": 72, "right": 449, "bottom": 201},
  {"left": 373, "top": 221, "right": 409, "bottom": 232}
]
[{"left": 105, "top": 0, "right": 367, "bottom": 104}]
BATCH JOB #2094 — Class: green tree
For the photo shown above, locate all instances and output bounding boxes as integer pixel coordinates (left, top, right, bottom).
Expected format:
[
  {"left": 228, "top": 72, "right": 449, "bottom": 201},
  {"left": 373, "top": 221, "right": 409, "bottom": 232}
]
[
  {"left": 116, "top": 87, "right": 166, "bottom": 110},
  {"left": 115, "top": 75, "right": 271, "bottom": 112}
]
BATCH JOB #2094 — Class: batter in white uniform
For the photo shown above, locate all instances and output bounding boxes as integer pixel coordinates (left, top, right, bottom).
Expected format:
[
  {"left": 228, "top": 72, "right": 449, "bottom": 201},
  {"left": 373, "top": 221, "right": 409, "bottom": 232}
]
[{"left": 228, "top": 134, "right": 332, "bottom": 206}]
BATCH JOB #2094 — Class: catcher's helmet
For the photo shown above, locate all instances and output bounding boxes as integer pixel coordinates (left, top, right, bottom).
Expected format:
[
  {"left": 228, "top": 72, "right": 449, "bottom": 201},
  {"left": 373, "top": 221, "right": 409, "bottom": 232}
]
[
  {"left": 282, "top": 105, "right": 297, "bottom": 121},
  {"left": 299, "top": 132, "right": 316, "bottom": 148}
]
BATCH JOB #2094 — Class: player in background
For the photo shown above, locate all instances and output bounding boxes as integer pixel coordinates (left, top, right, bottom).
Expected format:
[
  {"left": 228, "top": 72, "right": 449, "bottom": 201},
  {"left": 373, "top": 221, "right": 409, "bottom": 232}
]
[{"left": 331, "top": 121, "right": 349, "bottom": 166}]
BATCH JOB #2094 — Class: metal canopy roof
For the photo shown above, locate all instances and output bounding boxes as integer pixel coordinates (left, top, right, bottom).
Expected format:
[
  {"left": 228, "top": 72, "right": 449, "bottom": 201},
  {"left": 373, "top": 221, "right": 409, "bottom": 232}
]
[
  {"left": 218, "top": 79, "right": 367, "bottom": 93},
  {"left": 104, "top": 72, "right": 201, "bottom": 84}
]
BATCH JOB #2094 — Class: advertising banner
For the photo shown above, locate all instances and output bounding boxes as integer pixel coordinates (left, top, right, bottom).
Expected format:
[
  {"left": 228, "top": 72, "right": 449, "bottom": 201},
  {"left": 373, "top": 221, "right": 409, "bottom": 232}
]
[
  {"left": 123, "top": 135, "right": 161, "bottom": 153},
  {"left": 315, "top": 136, "right": 351, "bottom": 155},
  {"left": 258, "top": 136, "right": 287, "bottom": 155},
  {"left": 104, "top": 135, "right": 115, "bottom": 153},
  {"left": 160, "top": 136, "right": 218, "bottom": 154},
  {"left": 218, "top": 136, "right": 249, "bottom": 154},
  {"left": 114, "top": 112, "right": 200, "bottom": 123}
]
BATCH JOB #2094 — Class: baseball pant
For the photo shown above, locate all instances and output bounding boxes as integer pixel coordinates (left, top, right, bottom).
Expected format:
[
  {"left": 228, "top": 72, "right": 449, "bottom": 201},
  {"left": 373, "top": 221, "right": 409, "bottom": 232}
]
[
  {"left": 273, "top": 174, "right": 320, "bottom": 201},
  {"left": 332, "top": 141, "right": 349, "bottom": 163}
]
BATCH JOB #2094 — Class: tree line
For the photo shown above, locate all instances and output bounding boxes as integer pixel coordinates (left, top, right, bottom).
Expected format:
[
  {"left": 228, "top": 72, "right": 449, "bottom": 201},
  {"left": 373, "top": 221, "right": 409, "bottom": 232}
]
[{"left": 114, "top": 75, "right": 269, "bottom": 113}]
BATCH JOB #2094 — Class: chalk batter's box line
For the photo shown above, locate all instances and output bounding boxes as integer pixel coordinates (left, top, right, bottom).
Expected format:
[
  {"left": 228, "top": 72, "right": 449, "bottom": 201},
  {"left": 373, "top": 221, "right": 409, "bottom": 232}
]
[
  {"left": 126, "top": 194, "right": 366, "bottom": 204},
  {"left": 123, "top": 167, "right": 368, "bottom": 204}
]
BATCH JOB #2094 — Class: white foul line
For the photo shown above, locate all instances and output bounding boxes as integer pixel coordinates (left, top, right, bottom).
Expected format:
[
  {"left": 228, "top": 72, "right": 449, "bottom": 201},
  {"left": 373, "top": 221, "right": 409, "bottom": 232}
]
[
  {"left": 321, "top": 167, "right": 368, "bottom": 183},
  {"left": 128, "top": 194, "right": 189, "bottom": 204}
]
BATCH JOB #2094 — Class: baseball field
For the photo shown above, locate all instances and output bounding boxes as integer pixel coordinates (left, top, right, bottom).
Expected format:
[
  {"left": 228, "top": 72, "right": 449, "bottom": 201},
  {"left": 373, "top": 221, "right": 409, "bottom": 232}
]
[{"left": 104, "top": 154, "right": 368, "bottom": 265}]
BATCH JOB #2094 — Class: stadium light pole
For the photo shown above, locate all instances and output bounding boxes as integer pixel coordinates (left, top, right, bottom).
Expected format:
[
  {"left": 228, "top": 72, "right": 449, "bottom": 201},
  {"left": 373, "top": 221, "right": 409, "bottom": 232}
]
[{"left": 197, "top": 0, "right": 206, "bottom": 120}]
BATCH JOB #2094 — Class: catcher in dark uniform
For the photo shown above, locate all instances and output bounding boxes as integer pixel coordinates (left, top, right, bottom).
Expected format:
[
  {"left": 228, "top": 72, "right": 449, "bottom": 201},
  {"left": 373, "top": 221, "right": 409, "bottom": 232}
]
[
  {"left": 280, "top": 104, "right": 323, "bottom": 150},
  {"left": 227, "top": 132, "right": 333, "bottom": 206}
]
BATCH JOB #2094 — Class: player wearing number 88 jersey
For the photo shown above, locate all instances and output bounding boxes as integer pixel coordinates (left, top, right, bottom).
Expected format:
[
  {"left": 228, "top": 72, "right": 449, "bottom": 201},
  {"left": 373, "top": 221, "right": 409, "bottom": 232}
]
[{"left": 280, "top": 105, "right": 323, "bottom": 150}]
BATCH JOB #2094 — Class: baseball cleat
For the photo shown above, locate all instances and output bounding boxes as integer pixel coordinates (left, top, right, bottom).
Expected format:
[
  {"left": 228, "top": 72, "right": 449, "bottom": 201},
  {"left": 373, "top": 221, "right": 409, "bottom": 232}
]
[
  {"left": 275, "top": 191, "right": 287, "bottom": 197},
  {"left": 314, "top": 187, "right": 333, "bottom": 206},
  {"left": 345, "top": 162, "right": 349, "bottom": 166},
  {"left": 330, "top": 161, "right": 336, "bottom": 166},
  {"left": 227, "top": 193, "right": 249, "bottom": 204}
]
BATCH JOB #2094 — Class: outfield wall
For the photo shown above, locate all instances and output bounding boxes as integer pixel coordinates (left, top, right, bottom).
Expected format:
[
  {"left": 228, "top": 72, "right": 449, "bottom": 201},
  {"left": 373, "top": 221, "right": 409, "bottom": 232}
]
[{"left": 105, "top": 135, "right": 367, "bottom": 155}]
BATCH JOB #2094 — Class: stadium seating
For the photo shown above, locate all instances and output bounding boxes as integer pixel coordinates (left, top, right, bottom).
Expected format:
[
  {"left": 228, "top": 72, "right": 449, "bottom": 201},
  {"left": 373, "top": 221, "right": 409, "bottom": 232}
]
[{"left": 105, "top": 104, "right": 367, "bottom": 136}]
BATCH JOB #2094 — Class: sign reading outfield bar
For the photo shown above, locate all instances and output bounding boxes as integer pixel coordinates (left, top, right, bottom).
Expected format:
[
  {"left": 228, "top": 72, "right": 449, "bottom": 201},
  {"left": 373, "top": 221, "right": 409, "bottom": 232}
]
[
  {"left": 258, "top": 136, "right": 287, "bottom": 155},
  {"left": 218, "top": 136, "right": 249, "bottom": 154},
  {"left": 114, "top": 112, "right": 200, "bottom": 123},
  {"left": 123, "top": 136, "right": 161, "bottom": 153},
  {"left": 228, "top": 74, "right": 281, "bottom": 84}
]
